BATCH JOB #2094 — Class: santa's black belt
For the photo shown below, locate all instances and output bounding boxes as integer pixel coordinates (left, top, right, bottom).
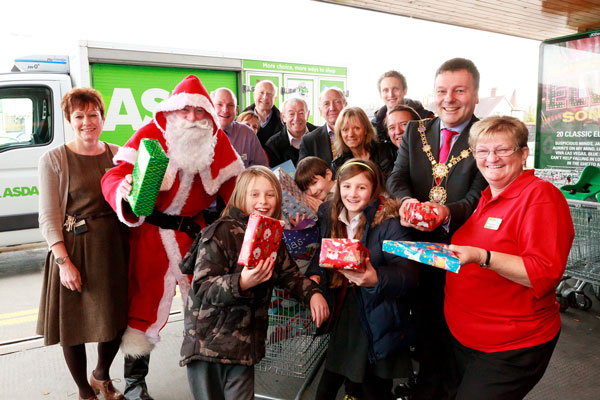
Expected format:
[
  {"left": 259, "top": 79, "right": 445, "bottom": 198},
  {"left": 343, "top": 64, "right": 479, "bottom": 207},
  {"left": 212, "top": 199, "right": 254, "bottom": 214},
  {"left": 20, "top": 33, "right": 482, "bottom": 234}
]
[{"left": 145, "top": 211, "right": 201, "bottom": 239}]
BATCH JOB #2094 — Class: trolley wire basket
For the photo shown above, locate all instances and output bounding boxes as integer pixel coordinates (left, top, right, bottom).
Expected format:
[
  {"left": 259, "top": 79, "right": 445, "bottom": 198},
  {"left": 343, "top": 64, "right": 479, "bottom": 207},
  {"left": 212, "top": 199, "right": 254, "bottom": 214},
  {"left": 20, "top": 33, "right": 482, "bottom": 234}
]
[
  {"left": 254, "top": 287, "right": 329, "bottom": 400},
  {"left": 255, "top": 288, "right": 329, "bottom": 379},
  {"left": 556, "top": 199, "right": 600, "bottom": 311},
  {"left": 565, "top": 200, "right": 600, "bottom": 284}
]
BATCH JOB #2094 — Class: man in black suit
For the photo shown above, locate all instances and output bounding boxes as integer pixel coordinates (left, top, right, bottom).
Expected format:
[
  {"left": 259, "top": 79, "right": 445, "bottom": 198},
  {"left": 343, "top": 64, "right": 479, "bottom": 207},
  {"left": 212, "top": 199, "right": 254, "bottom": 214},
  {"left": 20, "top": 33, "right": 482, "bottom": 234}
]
[
  {"left": 242, "top": 80, "right": 283, "bottom": 147},
  {"left": 387, "top": 58, "right": 488, "bottom": 400},
  {"left": 298, "top": 87, "right": 347, "bottom": 165},
  {"left": 265, "top": 98, "right": 311, "bottom": 167}
]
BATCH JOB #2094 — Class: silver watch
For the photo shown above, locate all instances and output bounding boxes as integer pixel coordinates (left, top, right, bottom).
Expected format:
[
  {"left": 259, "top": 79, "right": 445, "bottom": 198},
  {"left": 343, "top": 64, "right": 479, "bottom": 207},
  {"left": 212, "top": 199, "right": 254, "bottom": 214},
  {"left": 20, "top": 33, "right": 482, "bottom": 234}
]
[{"left": 56, "top": 255, "right": 69, "bottom": 265}]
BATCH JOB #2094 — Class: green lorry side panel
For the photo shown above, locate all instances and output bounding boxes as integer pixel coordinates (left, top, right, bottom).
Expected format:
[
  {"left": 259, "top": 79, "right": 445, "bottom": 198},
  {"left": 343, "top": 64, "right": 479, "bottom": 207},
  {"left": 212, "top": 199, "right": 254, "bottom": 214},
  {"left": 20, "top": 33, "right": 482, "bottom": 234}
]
[{"left": 91, "top": 63, "right": 237, "bottom": 146}]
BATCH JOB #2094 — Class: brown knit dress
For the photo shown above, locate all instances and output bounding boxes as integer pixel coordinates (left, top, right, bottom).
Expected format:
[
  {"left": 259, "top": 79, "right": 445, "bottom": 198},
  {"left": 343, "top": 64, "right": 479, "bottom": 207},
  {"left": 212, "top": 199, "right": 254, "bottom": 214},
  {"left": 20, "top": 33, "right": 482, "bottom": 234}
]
[{"left": 36, "top": 145, "right": 129, "bottom": 346}]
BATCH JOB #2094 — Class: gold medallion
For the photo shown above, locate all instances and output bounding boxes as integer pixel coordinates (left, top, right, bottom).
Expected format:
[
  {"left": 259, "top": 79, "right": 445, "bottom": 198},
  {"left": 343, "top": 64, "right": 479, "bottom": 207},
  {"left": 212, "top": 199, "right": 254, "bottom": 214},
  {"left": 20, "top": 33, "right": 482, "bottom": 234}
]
[
  {"left": 417, "top": 119, "right": 472, "bottom": 206},
  {"left": 429, "top": 186, "right": 447, "bottom": 204},
  {"left": 433, "top": 163, "right": 449, "bottom": 180}
]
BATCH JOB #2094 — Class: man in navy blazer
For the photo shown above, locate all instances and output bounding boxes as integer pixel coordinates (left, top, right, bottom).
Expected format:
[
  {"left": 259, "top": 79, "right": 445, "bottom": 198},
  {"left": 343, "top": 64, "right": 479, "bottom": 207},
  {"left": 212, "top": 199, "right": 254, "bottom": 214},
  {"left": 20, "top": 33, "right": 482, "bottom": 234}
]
[
  {"left": 298, "top": 87, "right": 347, "bottom": 165},
  {"left": 387, "top": 58, "right": 488, "bottom": 400}
]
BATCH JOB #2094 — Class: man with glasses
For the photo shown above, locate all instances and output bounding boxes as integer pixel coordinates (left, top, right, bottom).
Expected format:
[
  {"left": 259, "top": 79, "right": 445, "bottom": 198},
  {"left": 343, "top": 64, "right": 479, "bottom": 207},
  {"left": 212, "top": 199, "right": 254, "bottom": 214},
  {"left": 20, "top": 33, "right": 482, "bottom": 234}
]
[
  {"left": 243, "top": 80, "right": 283, "bottom": 147},
  {"left": 387, "top": 58, "right": 488, "bottom": 400}
]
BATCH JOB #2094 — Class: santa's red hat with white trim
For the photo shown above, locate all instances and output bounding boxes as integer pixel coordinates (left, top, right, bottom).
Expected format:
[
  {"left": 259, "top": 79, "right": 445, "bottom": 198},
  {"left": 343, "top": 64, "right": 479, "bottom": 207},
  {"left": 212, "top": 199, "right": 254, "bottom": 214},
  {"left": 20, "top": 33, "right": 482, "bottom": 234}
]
[{"left": 153, "top": 74, "right": 221, "bottom": 133}]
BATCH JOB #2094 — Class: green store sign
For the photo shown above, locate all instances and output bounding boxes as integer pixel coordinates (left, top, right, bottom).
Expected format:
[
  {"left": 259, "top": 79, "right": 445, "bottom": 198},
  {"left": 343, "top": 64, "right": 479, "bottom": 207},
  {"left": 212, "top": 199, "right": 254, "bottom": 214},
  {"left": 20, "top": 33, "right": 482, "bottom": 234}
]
[{"left": 243, "top": 60, "right": 346, "bottom": 76}]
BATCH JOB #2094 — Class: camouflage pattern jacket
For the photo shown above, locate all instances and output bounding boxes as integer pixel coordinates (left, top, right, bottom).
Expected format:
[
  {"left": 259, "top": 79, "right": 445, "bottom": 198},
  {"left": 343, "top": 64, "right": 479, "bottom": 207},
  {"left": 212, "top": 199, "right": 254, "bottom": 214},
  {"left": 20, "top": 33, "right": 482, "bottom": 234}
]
[{"left": 179, "top": 207, "right": 322, "bottom": 366}]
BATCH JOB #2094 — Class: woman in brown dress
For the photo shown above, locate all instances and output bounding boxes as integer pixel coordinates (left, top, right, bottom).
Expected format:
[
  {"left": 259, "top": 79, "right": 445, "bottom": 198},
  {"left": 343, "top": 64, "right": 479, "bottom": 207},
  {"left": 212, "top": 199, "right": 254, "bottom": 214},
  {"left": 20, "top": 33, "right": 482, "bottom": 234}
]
[{"left": 37, "top": 88, "right": 128, "bottom": 400}]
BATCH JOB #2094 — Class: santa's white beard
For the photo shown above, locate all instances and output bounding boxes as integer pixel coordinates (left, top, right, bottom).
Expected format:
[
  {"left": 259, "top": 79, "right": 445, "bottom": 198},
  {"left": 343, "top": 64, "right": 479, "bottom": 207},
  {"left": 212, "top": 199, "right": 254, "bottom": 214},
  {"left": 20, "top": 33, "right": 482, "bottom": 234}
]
[{"left": 164, "top": 114, "right": 216, "bottom": 175}]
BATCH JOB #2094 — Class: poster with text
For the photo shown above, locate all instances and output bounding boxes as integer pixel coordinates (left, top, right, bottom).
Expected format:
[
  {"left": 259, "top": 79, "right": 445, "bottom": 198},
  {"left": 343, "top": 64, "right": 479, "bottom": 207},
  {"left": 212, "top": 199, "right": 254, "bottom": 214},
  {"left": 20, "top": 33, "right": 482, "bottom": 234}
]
[{"left": 535, "top": 32, "right": 600, "bottom": 169}]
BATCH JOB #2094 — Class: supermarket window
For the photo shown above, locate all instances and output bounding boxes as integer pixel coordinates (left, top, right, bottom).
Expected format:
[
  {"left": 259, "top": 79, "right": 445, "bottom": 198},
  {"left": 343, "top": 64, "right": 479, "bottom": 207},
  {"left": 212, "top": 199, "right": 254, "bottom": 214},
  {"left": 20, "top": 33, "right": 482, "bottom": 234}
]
[{"left": 0, "top": 86, "right": 52, "bottom": 152}]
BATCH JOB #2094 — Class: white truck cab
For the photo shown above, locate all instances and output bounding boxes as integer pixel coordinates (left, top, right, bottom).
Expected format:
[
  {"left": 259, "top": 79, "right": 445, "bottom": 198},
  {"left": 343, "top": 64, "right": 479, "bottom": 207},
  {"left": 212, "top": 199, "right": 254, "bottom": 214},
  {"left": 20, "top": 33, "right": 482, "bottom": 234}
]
[{"left": 0, "top": 67, "right": 74, "bottom": 247}]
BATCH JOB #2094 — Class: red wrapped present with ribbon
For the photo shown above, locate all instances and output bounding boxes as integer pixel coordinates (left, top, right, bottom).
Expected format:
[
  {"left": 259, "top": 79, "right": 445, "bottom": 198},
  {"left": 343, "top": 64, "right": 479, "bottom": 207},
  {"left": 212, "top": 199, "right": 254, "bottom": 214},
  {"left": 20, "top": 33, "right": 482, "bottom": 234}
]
[
  {"left": 405, "top": 202, "right": 439, "bottom": 229},
  {"left": 319, "top": 238, "right": 370, "bottom": 270},
  {"left": 238, "top": 213, "right": 285, "bottom": 269}
]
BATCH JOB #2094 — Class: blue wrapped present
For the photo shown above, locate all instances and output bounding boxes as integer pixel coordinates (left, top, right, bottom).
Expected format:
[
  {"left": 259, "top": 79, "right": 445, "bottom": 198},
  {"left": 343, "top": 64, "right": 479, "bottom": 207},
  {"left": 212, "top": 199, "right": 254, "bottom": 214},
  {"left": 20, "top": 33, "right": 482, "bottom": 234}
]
[
  {"left": 283, "top": 223, "right": 319, "bottom": 261},
  {"left": 273, "top": 168, "right": 317, "bottom": 229},
  {"left": 271, "top": 159, "right": 296, "bottom": 178},
  {"left": 382, "top": 240, "right": 461, "bottom": 273}
]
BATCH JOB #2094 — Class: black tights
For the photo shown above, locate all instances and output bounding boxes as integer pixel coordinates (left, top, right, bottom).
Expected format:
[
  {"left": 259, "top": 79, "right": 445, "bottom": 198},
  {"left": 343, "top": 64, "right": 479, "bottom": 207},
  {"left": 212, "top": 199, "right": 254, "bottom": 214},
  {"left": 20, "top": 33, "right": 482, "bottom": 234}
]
[
  {"left": 62, "top": 331, "right": 123, "bottom": 398},
  {"left": 315, "top": 368, "right": 393, "bottom": 400}
]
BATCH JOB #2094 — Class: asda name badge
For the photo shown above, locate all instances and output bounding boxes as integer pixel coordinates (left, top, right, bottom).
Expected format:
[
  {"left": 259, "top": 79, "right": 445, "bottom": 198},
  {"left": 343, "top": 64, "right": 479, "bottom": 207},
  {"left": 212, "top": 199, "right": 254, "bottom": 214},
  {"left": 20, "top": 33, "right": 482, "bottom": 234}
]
[{"left": 484, "top": 217, "right": 502, "bottom": 230}]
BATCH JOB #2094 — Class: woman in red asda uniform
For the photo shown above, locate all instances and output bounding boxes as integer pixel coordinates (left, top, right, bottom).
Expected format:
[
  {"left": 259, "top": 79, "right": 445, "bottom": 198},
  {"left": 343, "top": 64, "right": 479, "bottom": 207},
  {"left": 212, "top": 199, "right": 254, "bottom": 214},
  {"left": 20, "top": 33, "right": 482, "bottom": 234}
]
[{"left": 444, "top": 116, "right": 574, "bottom": 400}]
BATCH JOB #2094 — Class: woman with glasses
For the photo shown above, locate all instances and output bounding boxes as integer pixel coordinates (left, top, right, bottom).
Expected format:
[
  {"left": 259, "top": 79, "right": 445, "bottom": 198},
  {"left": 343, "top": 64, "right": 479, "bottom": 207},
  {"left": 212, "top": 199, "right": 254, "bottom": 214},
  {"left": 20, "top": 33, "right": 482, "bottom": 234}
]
[{"left": 444, "top": 116, "right": 574, "bottom": 399}]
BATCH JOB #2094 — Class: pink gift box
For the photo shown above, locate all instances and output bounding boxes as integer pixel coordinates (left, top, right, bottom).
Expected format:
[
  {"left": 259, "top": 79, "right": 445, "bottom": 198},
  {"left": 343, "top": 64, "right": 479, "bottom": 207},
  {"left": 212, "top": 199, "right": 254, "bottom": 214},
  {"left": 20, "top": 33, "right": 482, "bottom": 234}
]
[
  {"left": 238, "top": 213, "right": 285, "bottom": 269},
  {"left": 319, "top": 238, "right": 370, "bottom": 271}
]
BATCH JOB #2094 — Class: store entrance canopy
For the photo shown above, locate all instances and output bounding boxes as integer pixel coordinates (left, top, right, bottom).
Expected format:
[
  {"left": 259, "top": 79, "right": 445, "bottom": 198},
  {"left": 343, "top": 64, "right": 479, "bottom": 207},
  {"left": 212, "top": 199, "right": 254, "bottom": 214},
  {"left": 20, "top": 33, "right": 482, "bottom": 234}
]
[{"left": 316, "top": 0, "right": 600, "bottom": 41}]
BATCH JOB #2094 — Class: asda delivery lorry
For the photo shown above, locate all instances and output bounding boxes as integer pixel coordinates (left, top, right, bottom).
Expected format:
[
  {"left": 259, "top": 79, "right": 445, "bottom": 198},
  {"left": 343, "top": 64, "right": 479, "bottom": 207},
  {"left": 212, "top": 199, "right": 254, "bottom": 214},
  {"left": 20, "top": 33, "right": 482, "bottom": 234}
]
[{"left": 0, "top": 41, "right": 347, "bottom": 247}]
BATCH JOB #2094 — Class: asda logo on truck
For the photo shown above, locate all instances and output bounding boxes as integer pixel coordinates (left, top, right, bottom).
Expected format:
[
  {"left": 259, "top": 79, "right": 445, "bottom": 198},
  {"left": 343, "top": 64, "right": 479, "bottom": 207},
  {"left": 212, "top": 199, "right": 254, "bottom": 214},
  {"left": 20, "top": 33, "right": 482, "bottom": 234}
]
[
  {"left": 92, "top": 64, "right": 237, "bottom": 146},
  {"left": 1, "top": 186, "right": 39, "bottom": 198}
]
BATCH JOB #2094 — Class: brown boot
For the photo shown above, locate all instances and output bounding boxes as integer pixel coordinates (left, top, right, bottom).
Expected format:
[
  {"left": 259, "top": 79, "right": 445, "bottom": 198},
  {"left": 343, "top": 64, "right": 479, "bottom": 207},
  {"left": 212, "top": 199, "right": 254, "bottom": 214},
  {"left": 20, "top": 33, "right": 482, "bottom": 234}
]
[{"left": 90, "top": 372, "right": 124, "bottom": 400}]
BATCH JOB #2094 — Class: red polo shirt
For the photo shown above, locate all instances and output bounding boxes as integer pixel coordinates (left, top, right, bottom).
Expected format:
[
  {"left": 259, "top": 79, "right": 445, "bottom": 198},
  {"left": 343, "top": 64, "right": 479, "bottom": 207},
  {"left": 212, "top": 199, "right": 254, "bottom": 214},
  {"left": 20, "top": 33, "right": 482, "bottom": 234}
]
[{"left": 445, "top": 170, "right": 574, "bottom": 352}]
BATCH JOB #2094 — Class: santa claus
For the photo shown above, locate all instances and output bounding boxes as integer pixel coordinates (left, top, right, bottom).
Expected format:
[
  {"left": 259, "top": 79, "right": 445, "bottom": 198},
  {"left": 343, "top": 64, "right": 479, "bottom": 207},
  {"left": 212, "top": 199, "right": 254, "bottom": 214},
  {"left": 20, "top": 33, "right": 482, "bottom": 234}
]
[{"left": 101, "top": 75, "right": 243, "bottom": 399}]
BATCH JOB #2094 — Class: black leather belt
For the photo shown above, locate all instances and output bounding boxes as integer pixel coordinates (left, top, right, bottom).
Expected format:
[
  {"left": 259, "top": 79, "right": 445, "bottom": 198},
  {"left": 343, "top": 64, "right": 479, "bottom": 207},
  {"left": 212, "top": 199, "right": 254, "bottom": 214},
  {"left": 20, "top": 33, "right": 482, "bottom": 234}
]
[{"left": 145, "top": 211, "right": 201, "bottom": 239}]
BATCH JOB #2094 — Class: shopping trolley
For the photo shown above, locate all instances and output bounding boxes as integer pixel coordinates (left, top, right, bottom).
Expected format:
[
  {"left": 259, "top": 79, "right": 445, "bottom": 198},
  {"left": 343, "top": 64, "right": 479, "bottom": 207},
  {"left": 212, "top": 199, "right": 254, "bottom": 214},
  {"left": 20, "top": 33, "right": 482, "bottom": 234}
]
[
  {"left": 254, "top": 288, "right": 329, "bottom": 400},
  {"left": 535, "top": 168, "right": 581, "bottom": 188},
  {"left": 556, "top": 199, "right": 600, "bottom": 311}
]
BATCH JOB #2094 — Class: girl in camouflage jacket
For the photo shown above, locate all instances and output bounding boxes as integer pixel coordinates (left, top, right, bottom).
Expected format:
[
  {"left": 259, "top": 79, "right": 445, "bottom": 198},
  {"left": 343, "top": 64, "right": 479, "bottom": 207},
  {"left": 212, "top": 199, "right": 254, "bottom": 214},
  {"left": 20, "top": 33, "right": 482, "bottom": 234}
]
[{"left": 179, "top": 166, "right": 328, "bottom": 400}]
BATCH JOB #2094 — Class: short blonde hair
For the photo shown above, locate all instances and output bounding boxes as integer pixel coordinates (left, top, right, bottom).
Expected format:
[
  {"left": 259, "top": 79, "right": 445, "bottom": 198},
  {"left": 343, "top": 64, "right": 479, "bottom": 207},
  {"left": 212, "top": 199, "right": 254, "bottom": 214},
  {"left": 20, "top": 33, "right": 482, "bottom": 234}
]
[
  {"left": 469, "top": 115, "right": 529, "bottom": 148},
  {"left": 334, "top": 107, "right": 377, "bottom": 155},
  {"left": 222, "top": 166, "right": 283, "bottom": 220}
]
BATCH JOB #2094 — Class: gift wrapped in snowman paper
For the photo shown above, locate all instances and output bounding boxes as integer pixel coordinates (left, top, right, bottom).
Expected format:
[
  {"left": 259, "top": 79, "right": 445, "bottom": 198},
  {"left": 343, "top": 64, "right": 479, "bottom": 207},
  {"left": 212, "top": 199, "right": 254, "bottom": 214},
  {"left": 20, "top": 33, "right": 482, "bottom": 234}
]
[{"left": 237, "top": 213, "right": 285, "bottom": 269}]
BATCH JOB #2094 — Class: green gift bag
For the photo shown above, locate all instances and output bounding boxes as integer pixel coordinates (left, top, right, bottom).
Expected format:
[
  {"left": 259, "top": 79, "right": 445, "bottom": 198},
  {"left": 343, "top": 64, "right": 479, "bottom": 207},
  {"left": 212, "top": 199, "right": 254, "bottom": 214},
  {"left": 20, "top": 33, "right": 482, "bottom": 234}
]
[{"left": 127, "top": 138, "right": 169, "bottom": 216}]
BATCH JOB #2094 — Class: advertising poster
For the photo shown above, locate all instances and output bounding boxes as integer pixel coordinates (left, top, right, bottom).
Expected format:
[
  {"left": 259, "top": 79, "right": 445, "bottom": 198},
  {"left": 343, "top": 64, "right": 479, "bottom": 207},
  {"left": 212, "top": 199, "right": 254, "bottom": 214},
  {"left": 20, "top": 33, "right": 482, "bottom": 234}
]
[
  {"left": 535, "top": 32, "right": 600, "bottom": 169},
  {"left": 285, "top": 77, "right": 315, "bottom": 124}
]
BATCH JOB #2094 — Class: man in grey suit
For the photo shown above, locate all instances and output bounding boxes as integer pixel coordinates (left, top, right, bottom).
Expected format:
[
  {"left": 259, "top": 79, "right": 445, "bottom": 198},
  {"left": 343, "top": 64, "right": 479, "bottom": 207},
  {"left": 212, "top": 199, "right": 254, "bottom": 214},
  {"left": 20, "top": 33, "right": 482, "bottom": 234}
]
[
  {"left": 298, "top": 87, "right": 347, "bottom": 165},
  {"left": 387, "top": 58, "right": 488, "bottom": 400}
]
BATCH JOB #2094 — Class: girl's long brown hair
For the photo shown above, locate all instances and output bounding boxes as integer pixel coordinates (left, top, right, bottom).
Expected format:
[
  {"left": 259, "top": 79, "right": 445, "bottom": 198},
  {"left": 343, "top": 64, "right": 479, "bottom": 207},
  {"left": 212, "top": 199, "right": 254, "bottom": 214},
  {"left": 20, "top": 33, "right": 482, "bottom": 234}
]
[{"left": 329, "top": 158, "right": 384, "bottom": 240}]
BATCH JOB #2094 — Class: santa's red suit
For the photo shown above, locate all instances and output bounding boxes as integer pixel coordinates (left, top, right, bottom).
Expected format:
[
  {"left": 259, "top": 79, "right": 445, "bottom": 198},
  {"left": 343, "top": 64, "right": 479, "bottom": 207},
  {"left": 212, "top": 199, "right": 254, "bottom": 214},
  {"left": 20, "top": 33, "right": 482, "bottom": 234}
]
[{"left": 101, "top": 75, "right": 244, "bottom": 356}]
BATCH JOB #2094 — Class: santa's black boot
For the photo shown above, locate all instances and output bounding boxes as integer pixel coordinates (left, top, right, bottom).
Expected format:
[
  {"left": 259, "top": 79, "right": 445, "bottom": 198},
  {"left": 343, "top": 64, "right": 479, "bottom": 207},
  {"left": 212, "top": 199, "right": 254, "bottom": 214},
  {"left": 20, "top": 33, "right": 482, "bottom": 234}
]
[{"left": 124, "top": 354, "right": 154, "bottom": 400}]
